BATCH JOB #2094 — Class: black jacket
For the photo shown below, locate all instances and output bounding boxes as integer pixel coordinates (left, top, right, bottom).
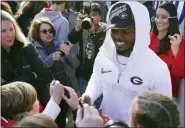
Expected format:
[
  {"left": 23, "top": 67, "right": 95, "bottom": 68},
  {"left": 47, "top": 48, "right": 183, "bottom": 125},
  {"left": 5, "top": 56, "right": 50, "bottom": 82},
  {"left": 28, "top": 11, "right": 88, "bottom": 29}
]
[
  {"left": 68, "top": 22, "right": 107, "bottom": 80},
  {"left": 1, "top": 41, "right": 50, "bottom": 88}
]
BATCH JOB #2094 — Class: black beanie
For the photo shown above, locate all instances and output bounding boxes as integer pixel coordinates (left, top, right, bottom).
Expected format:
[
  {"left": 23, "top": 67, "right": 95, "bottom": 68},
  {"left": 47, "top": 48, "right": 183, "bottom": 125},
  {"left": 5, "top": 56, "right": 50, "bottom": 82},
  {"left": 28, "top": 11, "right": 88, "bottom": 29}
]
[{"left": 159, "top": 2, "right": 177, "bottom": 17}]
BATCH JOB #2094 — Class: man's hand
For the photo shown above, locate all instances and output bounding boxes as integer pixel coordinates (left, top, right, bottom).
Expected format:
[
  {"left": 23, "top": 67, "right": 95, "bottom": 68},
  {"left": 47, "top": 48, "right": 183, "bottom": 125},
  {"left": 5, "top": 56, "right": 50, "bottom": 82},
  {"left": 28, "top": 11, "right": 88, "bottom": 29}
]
[
  {"left": 62, "top": 86, "right": 79, "bottom": 109},
  {"left": 76, "top": 104, "right": 104, "bottom": 127},
  {"left": 79, "top": 95, "right": 91, "bottom": 105},
  {"left": 75, "top": 18, "right": 82, "bottom": 31},
  {"left": 50, "top": 80, "right": 64, "bottom": 105}
]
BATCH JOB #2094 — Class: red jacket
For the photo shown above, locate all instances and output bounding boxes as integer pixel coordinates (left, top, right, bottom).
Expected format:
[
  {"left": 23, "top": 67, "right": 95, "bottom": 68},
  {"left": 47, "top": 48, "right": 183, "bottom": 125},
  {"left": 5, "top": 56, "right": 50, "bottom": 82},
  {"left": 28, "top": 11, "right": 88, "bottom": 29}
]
[
  {"left": 1, "top": 103, "right": 43, "bottom": 127},
  {"left": 1, "top": 117, "right": 15, "bottom": 128},
  {"left": 149, "top": 32, "right": 184, "bottom": 97}
]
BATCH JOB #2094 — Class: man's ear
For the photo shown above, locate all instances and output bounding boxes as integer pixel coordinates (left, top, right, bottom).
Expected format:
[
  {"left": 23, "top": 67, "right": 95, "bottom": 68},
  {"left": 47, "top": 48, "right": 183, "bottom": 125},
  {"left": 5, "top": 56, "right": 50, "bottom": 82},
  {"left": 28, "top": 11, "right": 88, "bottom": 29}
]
[
  {"left": 62, "top": 2, "right": 65, "bottom": 8},
  {"left": 100, "top": 14, "right": 102, "bottom": 21},
  {"left": 24, "top": 105, "right": 34, "bottom": 116},
  {"left": 24, "top": 110, "right": 32, "bottom": 116}
]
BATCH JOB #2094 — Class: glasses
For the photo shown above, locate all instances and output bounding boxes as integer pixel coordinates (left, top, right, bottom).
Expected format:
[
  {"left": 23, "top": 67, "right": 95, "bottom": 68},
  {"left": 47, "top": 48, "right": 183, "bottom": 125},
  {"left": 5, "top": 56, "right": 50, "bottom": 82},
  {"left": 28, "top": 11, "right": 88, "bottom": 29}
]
[{"left": 40, "top": 29, "right": 54, "bottom": 34}]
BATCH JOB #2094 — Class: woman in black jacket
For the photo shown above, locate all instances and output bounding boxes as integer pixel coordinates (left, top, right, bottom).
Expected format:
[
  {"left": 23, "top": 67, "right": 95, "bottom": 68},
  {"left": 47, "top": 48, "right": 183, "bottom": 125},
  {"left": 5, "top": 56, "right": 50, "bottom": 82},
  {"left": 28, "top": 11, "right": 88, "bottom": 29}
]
[{"left": 1, "top": 10, "right": 50, "bottom": 104}]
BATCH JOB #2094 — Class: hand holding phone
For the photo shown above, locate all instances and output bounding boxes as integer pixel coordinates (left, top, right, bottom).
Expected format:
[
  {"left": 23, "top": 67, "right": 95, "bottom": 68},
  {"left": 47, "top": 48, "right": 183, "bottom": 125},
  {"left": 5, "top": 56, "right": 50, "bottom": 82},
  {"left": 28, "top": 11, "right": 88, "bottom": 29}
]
[
  {"left": 60, "top": 42, "right": 70, "bottom": 56},
  {"left": 168, "top": 17, "right": 180, "bottom": 37}
]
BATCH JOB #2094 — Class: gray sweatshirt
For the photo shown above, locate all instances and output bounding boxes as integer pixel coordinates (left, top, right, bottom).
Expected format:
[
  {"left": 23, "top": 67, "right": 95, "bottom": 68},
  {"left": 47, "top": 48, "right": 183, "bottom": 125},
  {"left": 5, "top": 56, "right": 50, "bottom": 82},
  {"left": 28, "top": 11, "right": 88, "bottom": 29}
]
[{"left": 34, "top": 9, "right": 69, "bottom": 45}]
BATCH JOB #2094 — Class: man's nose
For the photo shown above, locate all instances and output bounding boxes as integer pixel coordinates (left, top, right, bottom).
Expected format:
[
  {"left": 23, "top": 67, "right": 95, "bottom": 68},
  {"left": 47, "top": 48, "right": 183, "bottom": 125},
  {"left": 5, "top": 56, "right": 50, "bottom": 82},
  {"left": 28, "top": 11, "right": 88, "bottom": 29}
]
[{"left": 115, "top": 34, "right": 123, "bottom": 40}]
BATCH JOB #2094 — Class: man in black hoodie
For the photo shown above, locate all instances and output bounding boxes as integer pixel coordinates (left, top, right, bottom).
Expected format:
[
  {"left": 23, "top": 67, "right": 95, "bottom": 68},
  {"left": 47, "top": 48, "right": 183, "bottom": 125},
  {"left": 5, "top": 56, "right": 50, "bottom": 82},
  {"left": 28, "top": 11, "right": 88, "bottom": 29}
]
[{"left": 68, "top": 3, "right": 107, "bottom": 108}]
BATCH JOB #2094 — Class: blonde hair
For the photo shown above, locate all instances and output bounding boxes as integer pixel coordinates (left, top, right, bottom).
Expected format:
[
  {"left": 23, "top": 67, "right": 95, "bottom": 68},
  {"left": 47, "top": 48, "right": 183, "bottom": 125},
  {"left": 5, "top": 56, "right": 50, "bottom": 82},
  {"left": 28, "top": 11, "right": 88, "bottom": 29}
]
[
  {"left": 1, "top": 10, "right": 29, "bottom": 46},
  {"left": 130, "top": 92, "right": 180, "bottom": 128},
  {"left": 16, "top": 113, "right": 58, "bottom": 127},
  {"left": 1, "top": 82, "right": 37, "bottom": 120}
]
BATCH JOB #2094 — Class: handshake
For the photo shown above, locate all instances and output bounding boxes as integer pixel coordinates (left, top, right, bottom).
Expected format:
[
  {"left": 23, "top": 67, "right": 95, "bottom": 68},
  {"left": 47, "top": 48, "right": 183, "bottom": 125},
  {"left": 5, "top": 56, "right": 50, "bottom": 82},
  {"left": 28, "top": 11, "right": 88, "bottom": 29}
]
[
  {"left": 49, "top": 80, "right": 79, "bottom": 109},
  {"left": 50, "top": 80, "right": 112, "bottom": 127}
]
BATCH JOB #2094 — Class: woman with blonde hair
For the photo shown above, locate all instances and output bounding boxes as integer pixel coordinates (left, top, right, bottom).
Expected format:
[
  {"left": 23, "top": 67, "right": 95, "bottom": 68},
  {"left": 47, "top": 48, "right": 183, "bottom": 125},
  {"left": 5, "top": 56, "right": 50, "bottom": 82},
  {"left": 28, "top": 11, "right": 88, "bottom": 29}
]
[
  {"left": 1, "top": 10, "right": 50, "bottom": 105},
  {"left": 130, "top": 92, "right": 180, "bottom": 128}
]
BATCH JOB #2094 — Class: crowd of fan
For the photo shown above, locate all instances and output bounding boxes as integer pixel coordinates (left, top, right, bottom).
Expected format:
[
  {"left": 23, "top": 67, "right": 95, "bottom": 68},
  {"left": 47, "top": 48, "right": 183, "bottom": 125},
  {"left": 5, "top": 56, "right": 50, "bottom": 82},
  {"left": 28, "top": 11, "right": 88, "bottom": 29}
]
[{"left": 1, "top": 1, "right": 184, "bottom": 128}]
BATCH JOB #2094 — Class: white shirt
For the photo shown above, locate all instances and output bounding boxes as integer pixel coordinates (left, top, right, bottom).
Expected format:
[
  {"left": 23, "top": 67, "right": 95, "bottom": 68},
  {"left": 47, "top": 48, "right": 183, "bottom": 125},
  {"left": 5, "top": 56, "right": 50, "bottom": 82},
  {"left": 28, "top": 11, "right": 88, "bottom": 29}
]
[{"left": 42, "top": 99, "right": 61, "bottom": 120}]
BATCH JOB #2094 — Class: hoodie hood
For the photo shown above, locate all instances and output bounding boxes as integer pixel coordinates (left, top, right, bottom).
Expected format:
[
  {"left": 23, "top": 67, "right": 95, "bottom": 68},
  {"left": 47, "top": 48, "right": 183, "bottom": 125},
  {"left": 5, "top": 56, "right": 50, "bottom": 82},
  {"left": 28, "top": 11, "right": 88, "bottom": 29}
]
[
  {"left": 38, "top": 9, "right": 62, "bottom": 22},
  {"left": 100, "top": 1, "right": 151, "bottom": 59}
]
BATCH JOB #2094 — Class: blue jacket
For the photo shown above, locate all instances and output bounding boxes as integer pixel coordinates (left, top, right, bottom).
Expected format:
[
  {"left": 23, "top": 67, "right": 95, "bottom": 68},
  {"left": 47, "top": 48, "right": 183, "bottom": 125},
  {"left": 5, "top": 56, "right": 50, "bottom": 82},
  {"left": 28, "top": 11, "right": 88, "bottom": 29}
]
[{"left": 34, "top": 40, "right": 79, "bottom": 69}]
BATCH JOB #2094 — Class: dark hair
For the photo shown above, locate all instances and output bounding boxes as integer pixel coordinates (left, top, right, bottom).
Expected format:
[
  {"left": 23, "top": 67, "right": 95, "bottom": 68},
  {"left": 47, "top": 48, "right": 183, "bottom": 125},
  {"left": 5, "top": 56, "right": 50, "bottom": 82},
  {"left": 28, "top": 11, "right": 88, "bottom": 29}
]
[
  {"left": 16, "top": 1, "right": 49, "bottom": 17},
  {"left": 1, "top": 2, "right": 13, "bottom": 15},
  {"left": 91, "top": 3, "right": 101, "bottom": 15},
  {"left": 28, "top": 18, "right": 56, "bottom": 42},
  {"left": 130, "top": 92, "right": 180, "bottom": 128},
  {"left": 51, "top": 1, "right": 65, "bottom": 5},
  {"left": 5, "top": 1, "right": 18, "bottom": 15},
  {"left": 104, "top": 120, "right": 129, "bottom": 128},
  {"left": 15, "top": 1, "right": 49, "bottom": 36},
  {"left": 152, "top": 2, "right": 178, "bottom": 54}
]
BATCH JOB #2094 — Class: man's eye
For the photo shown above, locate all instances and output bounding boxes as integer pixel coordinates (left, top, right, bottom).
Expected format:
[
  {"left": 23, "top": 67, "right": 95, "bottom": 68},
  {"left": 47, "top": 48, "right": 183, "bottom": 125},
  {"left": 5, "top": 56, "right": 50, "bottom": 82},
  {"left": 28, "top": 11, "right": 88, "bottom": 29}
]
[
  {"left": 111, "top": 29, "right": 118, "bottom": 33},
  {"left": 125, "top": 29, "right": 131, "bottom": 32}
]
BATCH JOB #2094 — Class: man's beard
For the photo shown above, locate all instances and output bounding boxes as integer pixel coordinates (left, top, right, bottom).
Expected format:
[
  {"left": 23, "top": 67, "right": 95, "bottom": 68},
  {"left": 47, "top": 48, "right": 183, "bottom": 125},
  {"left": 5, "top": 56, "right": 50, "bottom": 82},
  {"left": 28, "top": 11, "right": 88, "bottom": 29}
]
[{"left": 116, "top": 46, "right": 134, "bottom": 57}]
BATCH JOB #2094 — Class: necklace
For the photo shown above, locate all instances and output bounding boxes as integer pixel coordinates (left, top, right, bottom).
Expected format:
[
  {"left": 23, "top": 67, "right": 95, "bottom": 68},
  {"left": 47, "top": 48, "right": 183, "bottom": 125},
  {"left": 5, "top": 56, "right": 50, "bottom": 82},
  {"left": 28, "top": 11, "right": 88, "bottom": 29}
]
[
  {"left": 116, "top": 54, "right": 127, "bottom": 83},
  {"left": 116, "top": 54, "right": 127, "bottom": 65},
  {"left": 117, "top": 68, "right": 125, "bottom": 83}
]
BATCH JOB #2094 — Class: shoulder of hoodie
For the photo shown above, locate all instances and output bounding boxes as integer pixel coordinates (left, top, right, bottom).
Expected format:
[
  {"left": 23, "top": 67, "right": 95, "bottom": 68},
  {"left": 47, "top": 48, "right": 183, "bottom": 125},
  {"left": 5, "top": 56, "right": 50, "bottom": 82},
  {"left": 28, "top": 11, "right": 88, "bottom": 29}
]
[
  {"left": 142, "top": 49, "right": 169, "bottom": 73},
  {"left": 34, "top": 9, "right": 68, "bottom": 23},
  {"left": 94, "top": 48, "right": 169, "bottom": 74}
]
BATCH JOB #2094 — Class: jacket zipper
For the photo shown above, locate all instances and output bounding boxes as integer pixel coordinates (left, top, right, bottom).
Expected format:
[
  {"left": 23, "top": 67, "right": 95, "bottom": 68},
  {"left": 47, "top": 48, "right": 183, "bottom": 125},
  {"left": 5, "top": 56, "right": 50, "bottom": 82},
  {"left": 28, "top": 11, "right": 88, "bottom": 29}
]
[{"left": 117, "top": 72, "right": 121, "bottom": 83}]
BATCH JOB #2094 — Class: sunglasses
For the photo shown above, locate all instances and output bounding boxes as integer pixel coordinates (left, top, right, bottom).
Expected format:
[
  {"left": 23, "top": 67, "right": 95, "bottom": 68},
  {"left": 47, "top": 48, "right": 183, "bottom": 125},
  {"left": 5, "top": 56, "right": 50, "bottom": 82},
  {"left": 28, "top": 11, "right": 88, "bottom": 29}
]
[{"left": 40, "top": 29, "right": 54, "bottom": 34}]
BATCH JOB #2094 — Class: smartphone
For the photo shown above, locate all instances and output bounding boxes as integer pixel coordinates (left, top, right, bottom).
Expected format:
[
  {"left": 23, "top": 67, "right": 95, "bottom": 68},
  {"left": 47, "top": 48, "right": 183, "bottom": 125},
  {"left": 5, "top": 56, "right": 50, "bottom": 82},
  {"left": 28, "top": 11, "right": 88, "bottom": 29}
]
[
  {"left": 61, "top": 42, "right": 70, "bottom": 56},
  {"left": 168, "top": 17, "right": 180, "bottom": 36}
]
